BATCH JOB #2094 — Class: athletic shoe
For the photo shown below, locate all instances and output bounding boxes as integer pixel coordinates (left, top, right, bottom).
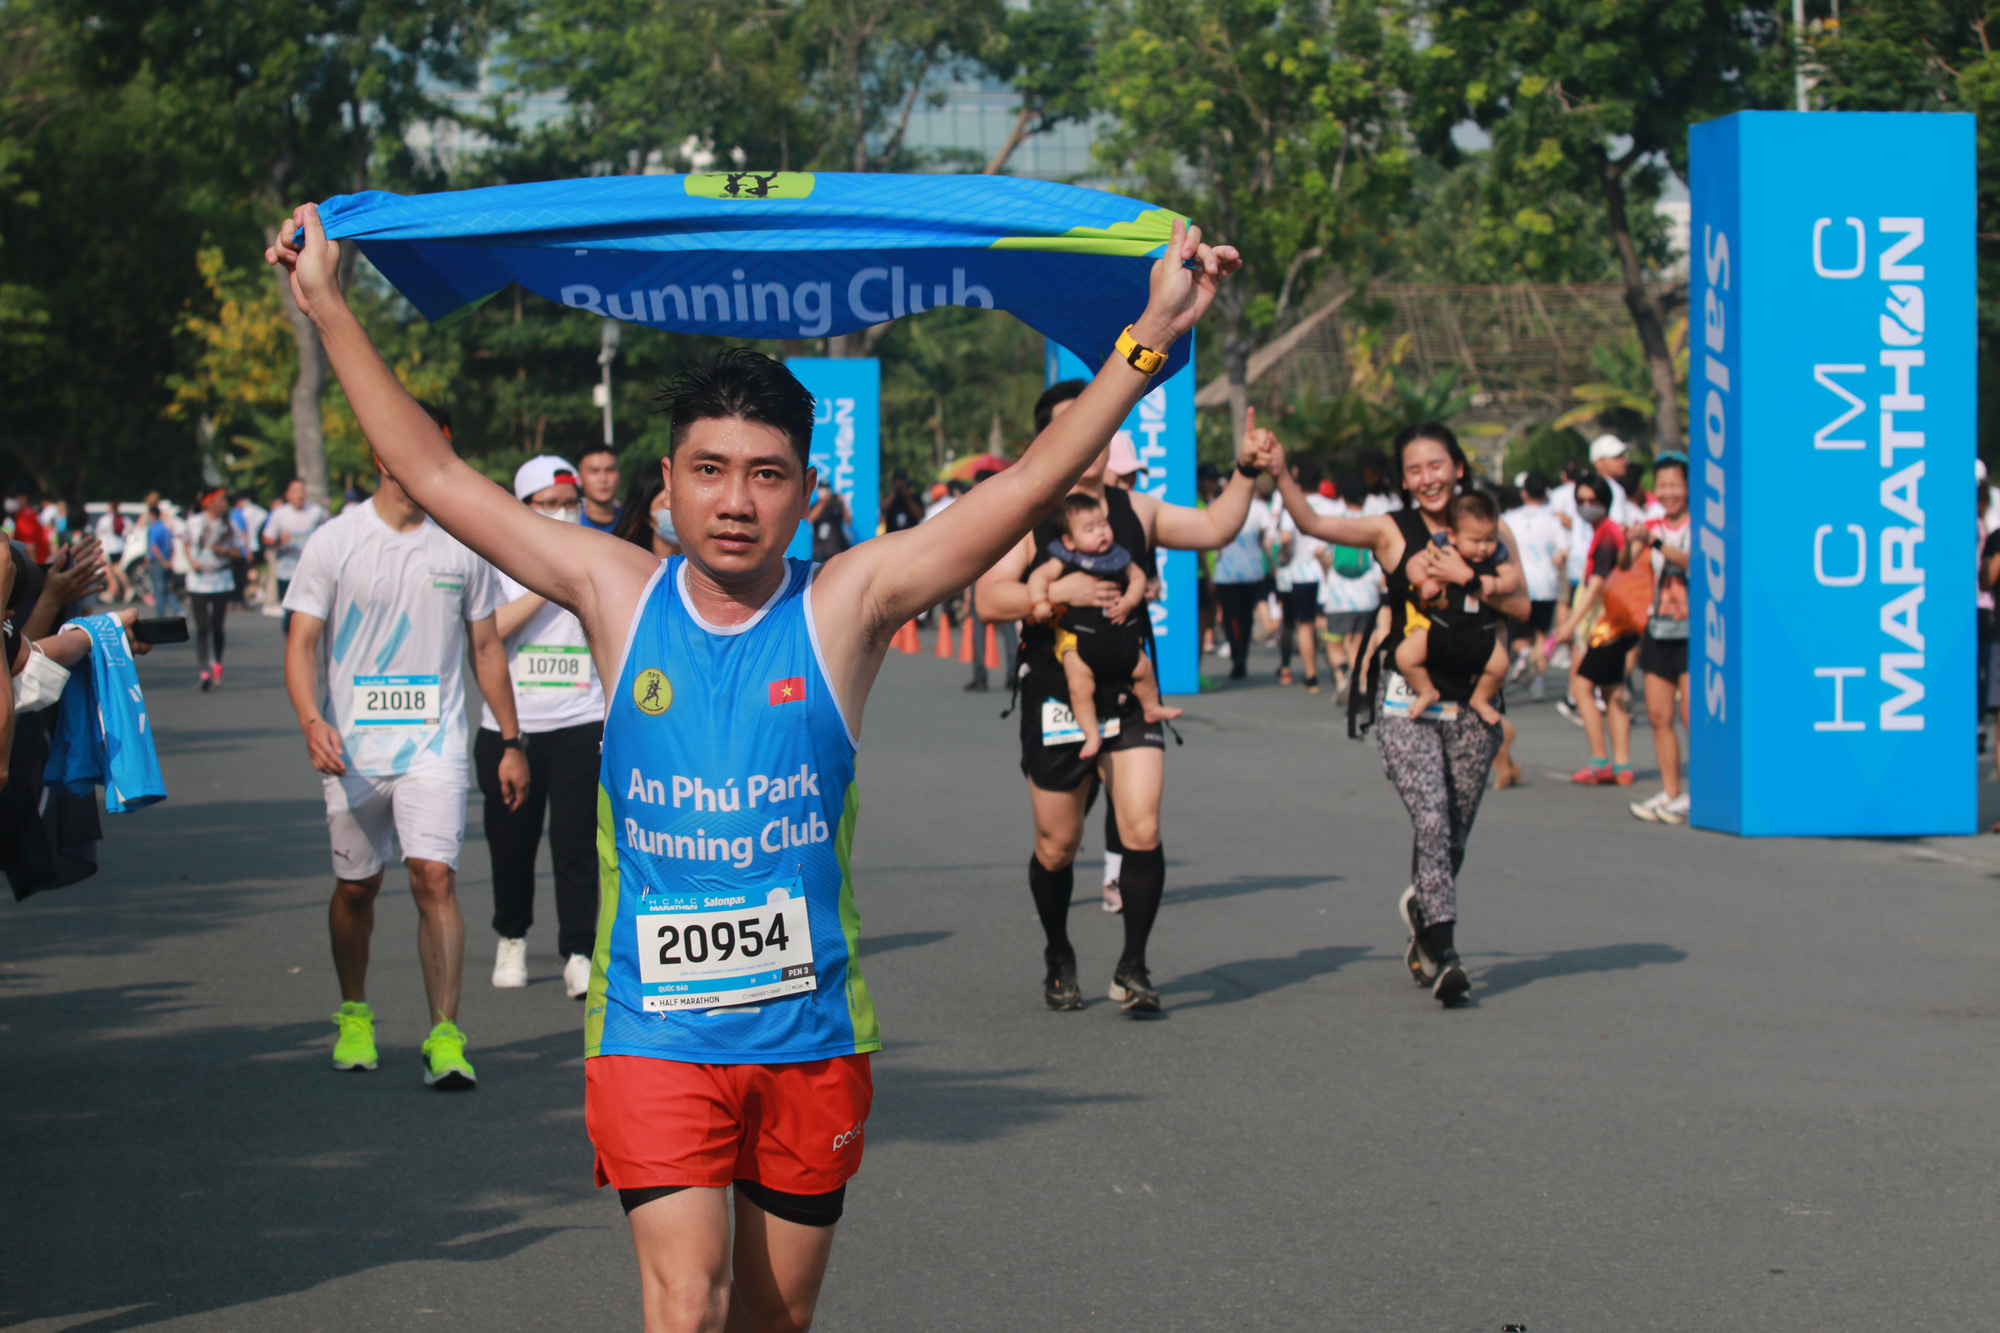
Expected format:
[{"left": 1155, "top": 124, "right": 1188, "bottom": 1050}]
[
  {"left": 198, "top": 665, "right": 213, "bottom": 693},
  {"left": 1043, "top": 949, "right": 1084, "bottom": 1011},
  {"left": 1570, "top": 763, "right": 1613, "bottom": 785},
  {"left": 1108, "top": 964, "right": 1160, "bottom": 1014},
  {"left": 422, "top": 1020, "right": 478, "bottom": 1090},
  {"left": 1529, "top": 673, "right": 1546, "bottom": 702},
  {"left": 211, "top": 663, "right": 224, "bottom": 688},
  {"left": 1612, "top": 763, "right": 1635, "bottom": 786},
  {"left": 1505, "top": 653, "right": 1528, "bottom": 684},
  {"left": 1304, "top": 676, "right": 1321, "bottom": 694},
  {"left": 1630, "top": 789, "right": 1673, "bottom": 822},
  {"left": 1101, "top": 881, "right": 1123, "bottom": 913},
  {"left": 492, "top": 937, "right": 528, "bottom": 989},
  {"left": 1398, "top": 886, "right": 1437, "bottom": 985},
  {"left": 1432, "top": 959, "right": 1471, "bottom": 1007},
  {"left": 563, "top": 952, "right": 591, "bottom": 1000},
  {"left": 1278, "top": 666, "right": 1293, "bottom": 684},
  {"left": 331, "top": 1001, "right": 378, "bottom": 1071},
  {"left": 1662, "top": 792, "right": 1690, "bottom": 824},
  {"left": 1554, "top": 699, "right": 1584, "bottom": 727}
]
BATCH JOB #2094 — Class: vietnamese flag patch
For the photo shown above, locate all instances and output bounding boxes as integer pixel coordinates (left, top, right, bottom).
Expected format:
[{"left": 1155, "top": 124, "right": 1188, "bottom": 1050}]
[{"left": 767, "top": 676, "right": 806, "bottom": 705}]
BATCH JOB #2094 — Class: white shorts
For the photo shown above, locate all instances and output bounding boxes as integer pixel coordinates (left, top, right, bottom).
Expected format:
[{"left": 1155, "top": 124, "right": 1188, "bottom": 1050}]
[{"left": 322, "top": 770, "right": 468, "bottom": 879}]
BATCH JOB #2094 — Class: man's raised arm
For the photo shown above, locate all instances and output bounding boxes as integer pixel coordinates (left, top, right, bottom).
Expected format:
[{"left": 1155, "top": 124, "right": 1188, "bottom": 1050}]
[
  {"left": 819, "top": 218, "right": 1239, "bottom": 636},
  {"left": 265, "top": 204, "right": 652, "bottom": 620}
]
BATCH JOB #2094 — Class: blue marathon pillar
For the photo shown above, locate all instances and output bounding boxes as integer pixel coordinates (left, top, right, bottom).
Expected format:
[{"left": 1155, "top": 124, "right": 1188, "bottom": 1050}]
[
  {"left": 1689, "top": 111, "right": 1975, "bottom": 836},
  {"left": 784, "top": 358, "right": 880, "bottom": 562},
  {"left": 1048, "top": 338, "right": 1199, "bottom": 697}
]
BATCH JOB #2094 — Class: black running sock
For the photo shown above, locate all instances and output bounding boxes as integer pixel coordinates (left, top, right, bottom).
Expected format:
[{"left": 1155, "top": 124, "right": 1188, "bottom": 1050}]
[
  {"left": 1028, "top": 856, "right": 1074, "bottom": 955},
  {"left": 1117, "top": 846, "right": 1165, "bottom": 971},
  {"left": 1419, "top": 920, "right": 1457, "bottom": 965}
]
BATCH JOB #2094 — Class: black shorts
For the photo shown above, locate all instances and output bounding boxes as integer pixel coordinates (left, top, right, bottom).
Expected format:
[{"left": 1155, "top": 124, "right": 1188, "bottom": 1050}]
[
  {"left": 1577, "top": 634, "right": 1640, "bottom": 687},
  {"left": 1280, "top": 583, "right": 1321, "bottom": 622},
  {"left": 1504, "top": 600, "right": 1555, "bottom": 643},
  {"left": 1019, "top": 685, "right": 1164, "bottom": 792},
  {"left": 1638, "top": 634, "right": 1688, "bottom": 680}
]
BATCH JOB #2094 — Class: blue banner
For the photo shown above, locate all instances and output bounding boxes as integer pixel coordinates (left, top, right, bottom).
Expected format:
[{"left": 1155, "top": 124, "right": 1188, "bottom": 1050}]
[
  {"left": 316, "top": 172, "right": 1194, "bottom": 381},
  {"left": 783, "top": 359, "right": 879, "bottom": 561},
  {"left": 1048, "top": 341, "right": 1199, "bottom": 697},
  {"left": 1688, "top": 111, "right": 1975, "bottom": 835}
]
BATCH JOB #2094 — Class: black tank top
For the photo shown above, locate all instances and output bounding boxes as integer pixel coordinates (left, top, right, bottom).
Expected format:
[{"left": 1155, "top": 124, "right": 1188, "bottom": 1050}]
[
  {"left": 1019, "top": 485, "right": 1153, "bottom": 696},
  {"left": 1380, "top": 507, "right": 1439, "bottom": 666}
]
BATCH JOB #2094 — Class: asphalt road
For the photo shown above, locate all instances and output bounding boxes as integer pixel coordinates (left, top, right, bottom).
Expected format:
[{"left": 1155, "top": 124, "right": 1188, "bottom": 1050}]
[{"left": 3, "top": 609, "right": 1997, "bottom": 1332}]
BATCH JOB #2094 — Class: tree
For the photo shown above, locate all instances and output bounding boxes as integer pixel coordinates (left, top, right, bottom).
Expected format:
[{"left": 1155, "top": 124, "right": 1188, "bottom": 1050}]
[
  {"left": 1411, "top": 0, "right": 1785, "bottom": 450},
  {"left": 79, "top": 0, "right": 498, "bottom": 503},
  {"left": 979, "top": 0, "right": 1101, "bottom": 174},
  {"left": 1093, "top": 0, "right": 1414, "bottom": 442},
  {"left": 1801, "top": 1, "right": 2000, "bottom": 459}
]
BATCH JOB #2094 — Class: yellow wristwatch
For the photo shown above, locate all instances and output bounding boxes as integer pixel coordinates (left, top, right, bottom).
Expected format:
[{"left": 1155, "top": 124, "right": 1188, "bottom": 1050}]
[{"left": 1115, "top": 325, "right": 1168, "bottom": 377}]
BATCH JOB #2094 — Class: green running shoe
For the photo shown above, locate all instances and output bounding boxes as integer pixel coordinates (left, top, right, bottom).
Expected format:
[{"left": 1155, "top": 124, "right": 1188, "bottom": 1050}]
[
  {"left": 331, "top": 1001, "right": 378, "bottom": 1072},
  {"left": 422, "top": 1019, "right": 477, "bottom": 1091}
]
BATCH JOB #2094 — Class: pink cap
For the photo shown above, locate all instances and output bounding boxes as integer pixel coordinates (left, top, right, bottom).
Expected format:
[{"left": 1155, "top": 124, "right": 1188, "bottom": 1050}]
[{"left": 1106, "top": 431, "right": 1144, "bottom": 477}]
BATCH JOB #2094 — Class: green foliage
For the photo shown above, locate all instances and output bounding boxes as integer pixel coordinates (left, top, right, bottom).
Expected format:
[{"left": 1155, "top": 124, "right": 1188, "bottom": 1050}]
[
  {"left": 1504, "top": 421, "right": 1590, "bottom": 484},
  {"left": 1803, "top": 1, "right": 2000, "bottom": 462},
  {"left": 1398, "top": 153, "right": 1652, "bottom": 284},
  {"left": 1092, "top": 0, "right": 1415, "bottom": 399},
  {"left": 876, "top": 308, "right": 1045, "bottom": 481}
]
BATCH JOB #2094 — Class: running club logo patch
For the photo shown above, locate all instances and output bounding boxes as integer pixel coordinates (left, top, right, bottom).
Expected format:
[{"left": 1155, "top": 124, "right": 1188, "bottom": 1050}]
[
  {"left": 767, "top": 676, "right": 805, "bottom": 706},
  {"left": 684, "top": 172, "right": 815, "bottom": 201},
  {"left": 632, "top": 668, "right": 672, "bottom": 716}
]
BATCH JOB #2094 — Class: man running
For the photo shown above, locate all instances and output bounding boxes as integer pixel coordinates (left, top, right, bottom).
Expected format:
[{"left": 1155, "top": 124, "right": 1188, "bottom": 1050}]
[
  {"left": 270, "top": 201, "right": 1236, "bottom": 1330},
  {"left": 282, "top": 454, "right": 528, "bottom": 1089},
  {"left": 262, "top": 479, "right": 329, "bottom": 629},
  {"left": 973, "top": 397, "right": 1264, "bottom": 1015}
]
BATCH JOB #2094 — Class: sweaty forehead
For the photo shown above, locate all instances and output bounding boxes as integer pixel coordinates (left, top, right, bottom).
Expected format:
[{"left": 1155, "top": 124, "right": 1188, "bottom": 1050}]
[{"left": 674, "top": 416, "right": 799, "bottom": 464}]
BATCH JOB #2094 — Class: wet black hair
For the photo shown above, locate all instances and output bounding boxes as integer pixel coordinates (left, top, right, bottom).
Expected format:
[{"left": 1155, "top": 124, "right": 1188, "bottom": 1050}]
[
  {"left": 656, "top": 348, "right": 815, "bottom": 469},
  {"left": 1521, "top": 470, "right": 1549, "bottom": 501},
  {"left": 1392, "top": 421, "right": 1467, "bottom": 478},
  {"left": 576, "top": 442, "right": 618, "bottom": 465},
  {"left": 1034, "top": 380, "right": 1088, "bottom": 434},
  {"left": 1293, "top": 459, "right": 1322, "bottom": 488}
]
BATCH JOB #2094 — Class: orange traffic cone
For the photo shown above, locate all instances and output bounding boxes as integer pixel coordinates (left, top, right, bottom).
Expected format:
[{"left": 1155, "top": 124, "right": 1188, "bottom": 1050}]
[
  {"left": 958, "top": 615, "right": 976, "bottom": 663},
  {"left": 891, "top": 620, "right": 920, "bottom": 654},
  {"left": 984, "top": 624, "right": 1000, "bottom": 669},
  {"left": 935, "top": 611, "right": 954, "bottom": 658}
]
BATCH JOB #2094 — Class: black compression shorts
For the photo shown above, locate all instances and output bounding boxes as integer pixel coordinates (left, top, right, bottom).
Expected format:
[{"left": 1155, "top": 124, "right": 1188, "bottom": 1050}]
[
  {"left": 1578, "top": 633, "right": 1640, "bottom": 686},
  {"left": 1018, "top": 685, "right": 1164, "bottom": 792}
]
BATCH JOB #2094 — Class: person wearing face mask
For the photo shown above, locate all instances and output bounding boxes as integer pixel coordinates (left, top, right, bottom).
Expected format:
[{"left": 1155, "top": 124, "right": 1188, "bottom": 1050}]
[
  {"left": 480, "top": 456, "right": 608, "bottom": 1000},
  {"left": 611, "top": 465, "right": 681, "bottom": 557}
]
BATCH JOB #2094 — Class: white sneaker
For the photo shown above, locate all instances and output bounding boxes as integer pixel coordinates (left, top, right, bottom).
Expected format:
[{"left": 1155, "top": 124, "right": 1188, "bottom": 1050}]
[
  {"left": 1629, "top": 789, "right": 1673, "bottom": 822},
  {"left": 1662, "top": 792, "right": 1690, "bottom": 824},
  {"left": 492, "top": 937, "right": 528, "bottom": 989},
  {"left": 563, "top": 952, "right": 592, "bottom": 1000}
]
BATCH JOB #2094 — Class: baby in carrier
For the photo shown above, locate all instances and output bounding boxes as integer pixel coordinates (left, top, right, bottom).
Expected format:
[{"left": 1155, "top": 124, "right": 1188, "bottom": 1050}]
[
  {"left": 1395, "top": 491, "right": 1510, "bottom": 725},
  {"left": 1027, "top": 493, "right": 1181, "bottom": 758}
]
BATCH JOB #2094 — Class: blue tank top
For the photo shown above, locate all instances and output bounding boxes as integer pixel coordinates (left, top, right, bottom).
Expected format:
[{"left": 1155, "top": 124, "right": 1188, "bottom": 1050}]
[{"left": 585, "top": 557, "right": 880, "bottom": 1065}]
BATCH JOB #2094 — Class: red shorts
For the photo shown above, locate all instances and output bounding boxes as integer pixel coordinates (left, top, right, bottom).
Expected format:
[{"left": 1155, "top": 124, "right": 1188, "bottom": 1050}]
[{"left": 586, "top": 1053, "right": 872, "bottom": 1195}]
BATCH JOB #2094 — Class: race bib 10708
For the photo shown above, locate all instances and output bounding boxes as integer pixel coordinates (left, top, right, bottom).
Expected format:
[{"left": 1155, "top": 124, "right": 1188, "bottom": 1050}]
[
  {"left": 634, "top": 881, "right": 816, "bottom": 1012},
  {"left": 351, "top": 675, "right": 442, "bottom": 727},
  {"left": 512, "top": 644, "right": 590, "bottom": 691}
]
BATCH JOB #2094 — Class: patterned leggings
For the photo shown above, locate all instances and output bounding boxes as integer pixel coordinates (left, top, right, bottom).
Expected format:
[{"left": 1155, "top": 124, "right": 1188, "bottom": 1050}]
[{"left": 1374, "top": 697, "right": 1502, "bottom": 926}]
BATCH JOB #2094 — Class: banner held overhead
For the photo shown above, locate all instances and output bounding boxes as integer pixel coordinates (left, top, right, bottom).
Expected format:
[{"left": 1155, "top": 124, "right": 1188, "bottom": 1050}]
[{"left": 312, "top": 171, "right": 1198, "bottom": 381}]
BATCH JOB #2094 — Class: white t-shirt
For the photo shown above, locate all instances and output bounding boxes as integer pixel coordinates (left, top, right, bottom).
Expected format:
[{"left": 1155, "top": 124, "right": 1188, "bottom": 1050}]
[
  {"left": 183, "top": 513, "right": 236, "bottom": 595},
  {"left": 264, "top": 501, "right": 330, "bottom": 580},
  {"left": 479, "top": 569, "right": 605, "bottom": 735},
  {"left": 1502, "top": 502, "right": 1568, "bottom": 603},
  {"left": 94, "top": 511, "right": 127, "bottom": 557},
  {"left": 282, "top": 498, "right": 501, "bottom": 780},
  {"left": 1211, "top": 499, "right": 1273, "bottom": 584},
  {"left": 1273, "top": 500, "right": 1327, "bottom": 591},
  {"left": 1316, "top": 501, "right": 1384, "bottom": 613}
]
